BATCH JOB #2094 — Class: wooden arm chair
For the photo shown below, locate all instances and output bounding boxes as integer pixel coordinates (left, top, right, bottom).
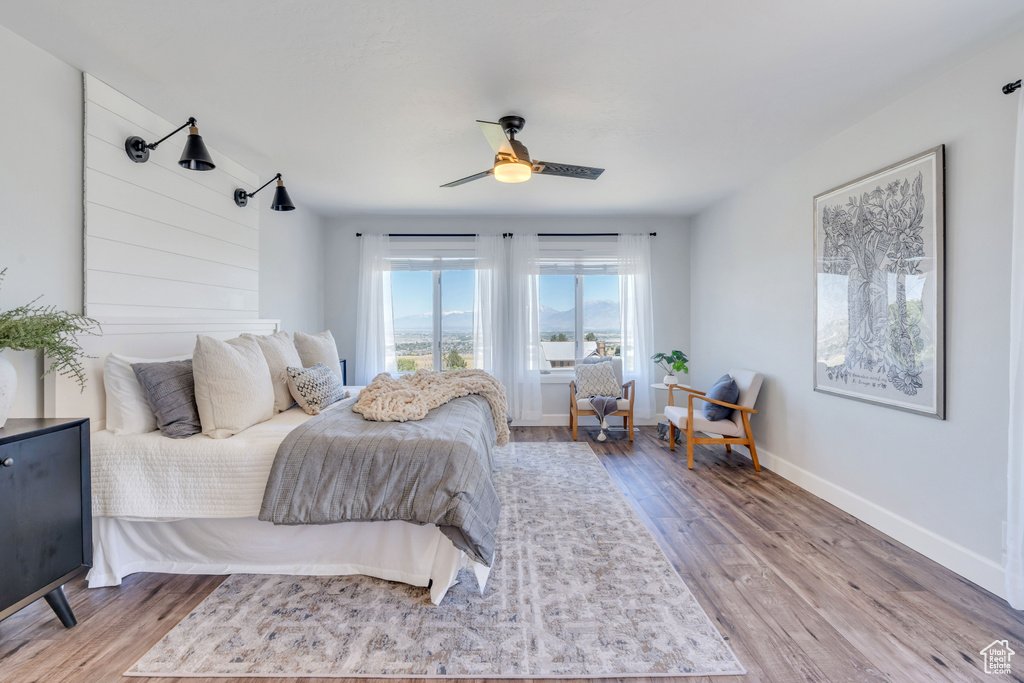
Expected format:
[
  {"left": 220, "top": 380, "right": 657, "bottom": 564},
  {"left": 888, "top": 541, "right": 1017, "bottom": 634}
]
[
  {"left": 569, "top": 357, "right": 635, "bottom": 442},
  {"left": 665, "top": 369, "right": 763, "bottom": 470}
]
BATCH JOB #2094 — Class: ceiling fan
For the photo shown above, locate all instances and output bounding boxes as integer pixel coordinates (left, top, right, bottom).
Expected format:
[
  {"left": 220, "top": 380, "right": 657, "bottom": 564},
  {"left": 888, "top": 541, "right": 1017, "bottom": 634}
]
[{"left": 441, "top": 116, "right": 604, "bottom": 187}]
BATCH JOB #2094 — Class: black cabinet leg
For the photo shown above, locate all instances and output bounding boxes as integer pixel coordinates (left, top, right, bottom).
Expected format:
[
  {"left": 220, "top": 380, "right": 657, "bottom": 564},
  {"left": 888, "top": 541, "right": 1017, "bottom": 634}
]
[{"left": 43, "top": 586, "right": 77, "bottom": 628}]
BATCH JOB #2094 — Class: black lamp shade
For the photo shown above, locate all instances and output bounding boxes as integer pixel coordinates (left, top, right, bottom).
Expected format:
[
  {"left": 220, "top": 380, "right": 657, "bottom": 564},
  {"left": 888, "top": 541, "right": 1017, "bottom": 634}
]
[
  {"left": 179, "top": 130, "right": 215, "bottom": 171},
  {"left": 271, "top": 183, "right": 295, "bottom": 211}
]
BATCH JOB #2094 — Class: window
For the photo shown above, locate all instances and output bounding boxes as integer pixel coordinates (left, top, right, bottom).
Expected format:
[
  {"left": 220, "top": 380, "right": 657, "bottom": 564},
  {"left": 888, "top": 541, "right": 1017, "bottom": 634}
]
[
  {"left": 583, "top": 274, "right": 621, "bottom": 358},
  {"left": 539, "top": 273, "right": 620, "bottom": 371},
  {"left": 392, "top": 267, "right": 474, "bottom": 373},
  {"left": 392, "top": 271, "right": 434, "bottom": 372},
  {"left": 441, "top": 270, "right": 473, "bottom": 370}
]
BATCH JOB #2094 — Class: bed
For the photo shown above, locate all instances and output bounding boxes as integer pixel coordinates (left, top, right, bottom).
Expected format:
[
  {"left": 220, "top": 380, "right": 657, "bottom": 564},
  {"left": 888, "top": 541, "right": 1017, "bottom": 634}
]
[{"left": 45, "top": 318, "right": 496, "bottom": 604}]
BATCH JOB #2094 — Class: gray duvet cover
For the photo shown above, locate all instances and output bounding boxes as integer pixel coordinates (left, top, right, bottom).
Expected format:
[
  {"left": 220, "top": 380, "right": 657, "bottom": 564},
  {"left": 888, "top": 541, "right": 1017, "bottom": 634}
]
[{"left": 259, "top": 394, "right": 500, "bottom": 566}]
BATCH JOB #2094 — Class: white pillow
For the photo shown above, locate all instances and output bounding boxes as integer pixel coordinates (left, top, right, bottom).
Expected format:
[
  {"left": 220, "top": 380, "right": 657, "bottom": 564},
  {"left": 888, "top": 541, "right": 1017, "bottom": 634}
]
[
  {"left": 294, "top": 330, "right": 343, "bottom": 382},
  {"left": 241, "top": 331, "right": 302, "bottom": 413},
  {"left": 192, "top": 335, "right": 274, "bottom": 439},
  {"left": 104, "top": 352, "right": 190, "bottom": 434}
]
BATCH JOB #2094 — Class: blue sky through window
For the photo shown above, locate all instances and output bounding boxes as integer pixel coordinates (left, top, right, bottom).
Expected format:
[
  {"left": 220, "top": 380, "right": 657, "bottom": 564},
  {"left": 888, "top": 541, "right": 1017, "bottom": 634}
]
[{"left": 391, "top": 271, "right": 432, "bottom": 319}]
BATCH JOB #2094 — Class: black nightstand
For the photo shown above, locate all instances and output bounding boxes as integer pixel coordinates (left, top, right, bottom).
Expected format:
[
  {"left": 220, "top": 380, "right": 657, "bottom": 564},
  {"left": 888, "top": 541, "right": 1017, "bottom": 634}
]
[{"left": 0, "top": 418, "right": 91, "bottom": 628}]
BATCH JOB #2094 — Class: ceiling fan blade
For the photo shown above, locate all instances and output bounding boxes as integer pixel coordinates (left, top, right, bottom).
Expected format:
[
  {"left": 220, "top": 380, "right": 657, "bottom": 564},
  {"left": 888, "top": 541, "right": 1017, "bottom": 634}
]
[
  {"left": 440, "top": 169, "right": 494, "bottom": 188},
  {"left": 533, "top": 162, "right": 604, "bottom": 180},
  {"left": 476, "top": 121, "right": 515, "bottom": 157}
]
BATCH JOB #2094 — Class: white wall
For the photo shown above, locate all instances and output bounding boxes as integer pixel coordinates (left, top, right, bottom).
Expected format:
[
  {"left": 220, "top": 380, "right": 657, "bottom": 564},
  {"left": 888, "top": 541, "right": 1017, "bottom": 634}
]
[
  {"left": 0, "top": 26, "right": 326, "bottom": 418},
  {"left": 323, "top": 215, "right": 689, "bottom": 421},
  {"left": 689, "top": 29, "right": 1024, "bottom": 596},
  {"left": 0, "top": 25, "right": 83, "bottom": 419},
  {"left": 259, "top": 202, "right": 325, "bottom": 334},
  {"left": 84, "top": 74, "right": 260, "bottom": 318}
]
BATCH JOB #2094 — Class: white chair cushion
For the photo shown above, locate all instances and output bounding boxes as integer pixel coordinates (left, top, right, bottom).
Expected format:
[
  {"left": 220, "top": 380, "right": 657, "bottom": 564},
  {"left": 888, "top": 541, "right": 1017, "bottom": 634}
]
[
  {"left": 664, "top": 405, "right": 743, "bottom": 437},
  {"left": 577, "top": 397, "right": 631, "bottom": 412}
]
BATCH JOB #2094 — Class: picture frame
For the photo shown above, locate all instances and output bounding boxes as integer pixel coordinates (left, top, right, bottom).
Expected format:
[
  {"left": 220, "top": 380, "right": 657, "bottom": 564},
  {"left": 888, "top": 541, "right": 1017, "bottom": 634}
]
[{"left": 813, "top": 145, "right": 945, "bottom": 419}]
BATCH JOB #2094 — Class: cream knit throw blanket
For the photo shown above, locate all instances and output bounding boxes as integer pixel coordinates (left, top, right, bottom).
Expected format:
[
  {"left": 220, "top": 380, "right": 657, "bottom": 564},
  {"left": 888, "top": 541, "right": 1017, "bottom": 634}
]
[{"left": 353, "top": 369, "right": 510, "bottom": 446}]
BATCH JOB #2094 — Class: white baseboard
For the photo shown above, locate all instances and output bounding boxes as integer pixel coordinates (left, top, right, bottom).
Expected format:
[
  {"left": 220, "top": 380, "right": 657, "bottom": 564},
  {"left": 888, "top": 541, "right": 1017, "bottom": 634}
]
[
  {"left": 517, "top": 414, "right": 665, "bottom": 427},
  {"left": 728, "top": 442, "right": 1005, "bottom": 599}
]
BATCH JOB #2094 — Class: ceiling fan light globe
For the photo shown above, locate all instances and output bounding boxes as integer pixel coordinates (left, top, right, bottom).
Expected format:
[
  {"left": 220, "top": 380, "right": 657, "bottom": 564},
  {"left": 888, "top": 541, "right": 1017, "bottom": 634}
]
[{"left": 493, "top": 159, "right": 532, "bottom": 183}]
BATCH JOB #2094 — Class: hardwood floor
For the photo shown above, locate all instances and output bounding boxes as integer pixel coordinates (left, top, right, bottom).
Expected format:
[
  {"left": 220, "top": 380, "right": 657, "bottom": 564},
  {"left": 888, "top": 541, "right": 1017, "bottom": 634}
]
[{"left": 2, "top": 426, "right": 1022, "bottom": 682}]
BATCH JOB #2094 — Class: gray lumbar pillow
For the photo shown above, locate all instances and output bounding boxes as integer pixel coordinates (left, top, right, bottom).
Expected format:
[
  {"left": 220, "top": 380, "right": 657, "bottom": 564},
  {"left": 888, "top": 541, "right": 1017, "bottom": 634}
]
[
  {"left": 131, "top": 359, "right": 202, "bottom": 439},
  {"left": 703, "top": 374, "right": 739, "bottom": 422}
]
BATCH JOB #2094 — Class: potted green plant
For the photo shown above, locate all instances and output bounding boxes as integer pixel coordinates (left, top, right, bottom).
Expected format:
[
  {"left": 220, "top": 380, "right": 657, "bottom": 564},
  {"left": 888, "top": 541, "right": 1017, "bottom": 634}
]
[
  {"left": 652, "top": 350, "right": 689, "bottom": 386},
  {"left": 0, "top": 268, "right": 99, "bottom": 427}
]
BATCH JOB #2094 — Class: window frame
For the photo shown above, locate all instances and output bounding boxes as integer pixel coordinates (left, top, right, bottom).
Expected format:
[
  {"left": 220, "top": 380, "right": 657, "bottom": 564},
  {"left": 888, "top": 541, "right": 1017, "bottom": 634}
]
[
  {"left": 394, "top": 268, "right": 469, "bottom": 373},
  {"left": 540, "top": 272, "right": 619, "bottom": 374}
]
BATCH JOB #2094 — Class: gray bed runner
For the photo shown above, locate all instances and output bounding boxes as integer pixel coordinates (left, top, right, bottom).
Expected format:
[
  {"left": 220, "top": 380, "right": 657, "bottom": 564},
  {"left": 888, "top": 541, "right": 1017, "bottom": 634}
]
[{"left": 259, "top": 394, "right": 500, "bottom": 566}]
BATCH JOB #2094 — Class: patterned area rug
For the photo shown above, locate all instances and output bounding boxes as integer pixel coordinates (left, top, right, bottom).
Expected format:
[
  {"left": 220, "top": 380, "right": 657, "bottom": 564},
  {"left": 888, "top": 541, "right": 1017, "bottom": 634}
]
[{"left": 127, "top": 442, "right": 744, "bottom": 678}]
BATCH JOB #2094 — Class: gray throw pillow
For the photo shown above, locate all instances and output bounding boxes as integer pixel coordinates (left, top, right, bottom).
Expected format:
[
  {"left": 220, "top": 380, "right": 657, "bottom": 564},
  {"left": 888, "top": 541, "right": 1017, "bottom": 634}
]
[
  {"left": 285, "top": 363, "right": 350, "bottom": 415},
  {"left": 131, "top": 359, "right": 202, "bottom": 439},
  {"left": 703, "top": 374, "right": 740, "bottom": 421}
]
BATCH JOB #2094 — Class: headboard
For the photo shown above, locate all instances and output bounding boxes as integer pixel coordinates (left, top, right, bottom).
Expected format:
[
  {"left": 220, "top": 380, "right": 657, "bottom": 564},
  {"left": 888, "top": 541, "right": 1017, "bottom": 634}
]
[{"left": 44, "top": 317, "right": 280, "bottom": 432}]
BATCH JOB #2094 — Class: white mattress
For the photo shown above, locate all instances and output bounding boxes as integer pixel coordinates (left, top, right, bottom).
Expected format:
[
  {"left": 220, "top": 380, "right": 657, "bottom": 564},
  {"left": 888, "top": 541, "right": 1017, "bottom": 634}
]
[{"left": 91, "top": 402, "right": 340, "bottom": 519}]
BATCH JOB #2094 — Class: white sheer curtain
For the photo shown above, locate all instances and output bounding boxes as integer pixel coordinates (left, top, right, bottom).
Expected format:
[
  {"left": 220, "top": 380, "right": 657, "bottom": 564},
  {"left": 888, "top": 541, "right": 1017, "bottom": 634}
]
[
  {"left": 618, "top": 233, "right": 655, "bottom": 419},
  {"left": 354, "top": 234, "right": 396, "bottom": 384},
  {"left": 508, "top": 234, "right": 543, "bottom": 421},
  {"left": 473, "top": 234, "right": 509, "bottom": 385},
  {"left": 1008, "top": 91, "right": 1024, "bottom": 609}
]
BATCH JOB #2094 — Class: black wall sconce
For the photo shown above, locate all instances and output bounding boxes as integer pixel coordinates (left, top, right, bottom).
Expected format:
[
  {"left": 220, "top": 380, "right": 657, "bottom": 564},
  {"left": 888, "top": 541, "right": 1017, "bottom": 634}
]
[
  {"left": 234, "top": 173, "right": 295, "bottom": 211},
  {"left": 124, "top": 117, "right": 216, "bottom": 171}
]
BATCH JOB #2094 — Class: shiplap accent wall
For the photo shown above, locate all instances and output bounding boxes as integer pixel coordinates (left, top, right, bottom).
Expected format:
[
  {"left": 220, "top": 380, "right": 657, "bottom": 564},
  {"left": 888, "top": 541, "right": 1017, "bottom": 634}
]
[{"left": 83, "top": 73, "right": 260, "bottom": 318}]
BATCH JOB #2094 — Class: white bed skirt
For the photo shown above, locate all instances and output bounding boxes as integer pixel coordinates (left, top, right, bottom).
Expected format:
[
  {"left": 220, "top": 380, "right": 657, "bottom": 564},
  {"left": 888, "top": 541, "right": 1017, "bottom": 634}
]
[{"left": 88, "top": 516, "right": 491, "bottom": 605}]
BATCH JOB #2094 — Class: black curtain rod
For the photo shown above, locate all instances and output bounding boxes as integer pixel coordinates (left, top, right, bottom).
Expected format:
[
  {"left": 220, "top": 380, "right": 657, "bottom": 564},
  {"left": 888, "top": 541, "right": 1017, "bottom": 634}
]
[
  {"left": 1004, "top": 79, "right": 1021, "bottom": 94},
  {"left": 355, "top": 232, "right": 657, "bottom": 238},
  {"left": 355, "top": 233, "right": 477, "bottom": 237},
  {"left": 502, "top": 232, "right": 657, "bottom": 238}
]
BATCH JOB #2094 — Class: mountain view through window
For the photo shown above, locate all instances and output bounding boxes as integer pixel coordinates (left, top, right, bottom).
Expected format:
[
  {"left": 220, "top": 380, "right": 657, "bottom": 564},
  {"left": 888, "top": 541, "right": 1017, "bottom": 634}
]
[
  {"left": 540, "top": 274, "right": 620, "bottom": 370},
  {"left": 392, "top": 269, "right": 474, "bottom": 372}
]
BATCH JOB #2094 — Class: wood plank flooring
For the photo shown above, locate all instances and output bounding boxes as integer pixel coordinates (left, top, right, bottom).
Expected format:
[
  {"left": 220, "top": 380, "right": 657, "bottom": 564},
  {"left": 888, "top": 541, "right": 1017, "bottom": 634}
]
[{"left": 2, "top": 426, "right": 1023, "bottom": 683}]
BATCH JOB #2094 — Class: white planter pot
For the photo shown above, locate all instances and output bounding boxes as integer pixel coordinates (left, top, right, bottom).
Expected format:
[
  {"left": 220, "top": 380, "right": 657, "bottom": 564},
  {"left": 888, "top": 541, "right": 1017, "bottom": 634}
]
[
  {"left": 663, "top": 374, "right": 678, "bottom": 386},
  {"left": 0, "top": 355, "right": 15, "bottom": 429}
]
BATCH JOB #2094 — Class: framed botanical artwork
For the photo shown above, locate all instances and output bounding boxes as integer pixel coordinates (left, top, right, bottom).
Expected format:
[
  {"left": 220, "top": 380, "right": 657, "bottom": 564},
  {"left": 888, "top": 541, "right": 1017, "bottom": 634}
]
[{"left": 813, "top": 145, "right": 945, "bottom": 419}]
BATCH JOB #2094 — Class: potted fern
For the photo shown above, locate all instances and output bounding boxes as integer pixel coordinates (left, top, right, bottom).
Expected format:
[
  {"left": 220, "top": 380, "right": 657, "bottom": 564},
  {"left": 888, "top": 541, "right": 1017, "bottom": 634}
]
[
  {"left": 652, "top": 350, "right": 689, "bottom": 386},
  {"left": 0, "top": 268, "right": 99, "bottom": 428}
]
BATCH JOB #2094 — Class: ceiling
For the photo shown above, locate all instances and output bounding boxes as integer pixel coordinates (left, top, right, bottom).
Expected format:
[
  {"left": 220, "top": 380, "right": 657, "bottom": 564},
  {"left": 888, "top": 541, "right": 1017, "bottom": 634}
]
[{"left": 2, "top": 0, "right": 1024, "bottom": 216}]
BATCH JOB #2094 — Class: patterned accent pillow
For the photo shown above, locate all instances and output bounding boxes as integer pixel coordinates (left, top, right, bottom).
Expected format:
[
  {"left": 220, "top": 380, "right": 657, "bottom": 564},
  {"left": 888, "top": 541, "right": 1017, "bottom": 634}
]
[
  {"left": 285, "top": 363, "right": 350, "bottom": 415},
  {"left": 575, "top": 361, "right": 621, "bottom": 399}
]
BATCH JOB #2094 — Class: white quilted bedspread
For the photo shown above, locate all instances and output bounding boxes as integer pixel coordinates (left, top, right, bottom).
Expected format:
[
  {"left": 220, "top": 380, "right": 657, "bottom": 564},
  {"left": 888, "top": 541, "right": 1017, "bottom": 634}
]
[{"left": 91, "top": 406, "right": 320, "bottom": 519}]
